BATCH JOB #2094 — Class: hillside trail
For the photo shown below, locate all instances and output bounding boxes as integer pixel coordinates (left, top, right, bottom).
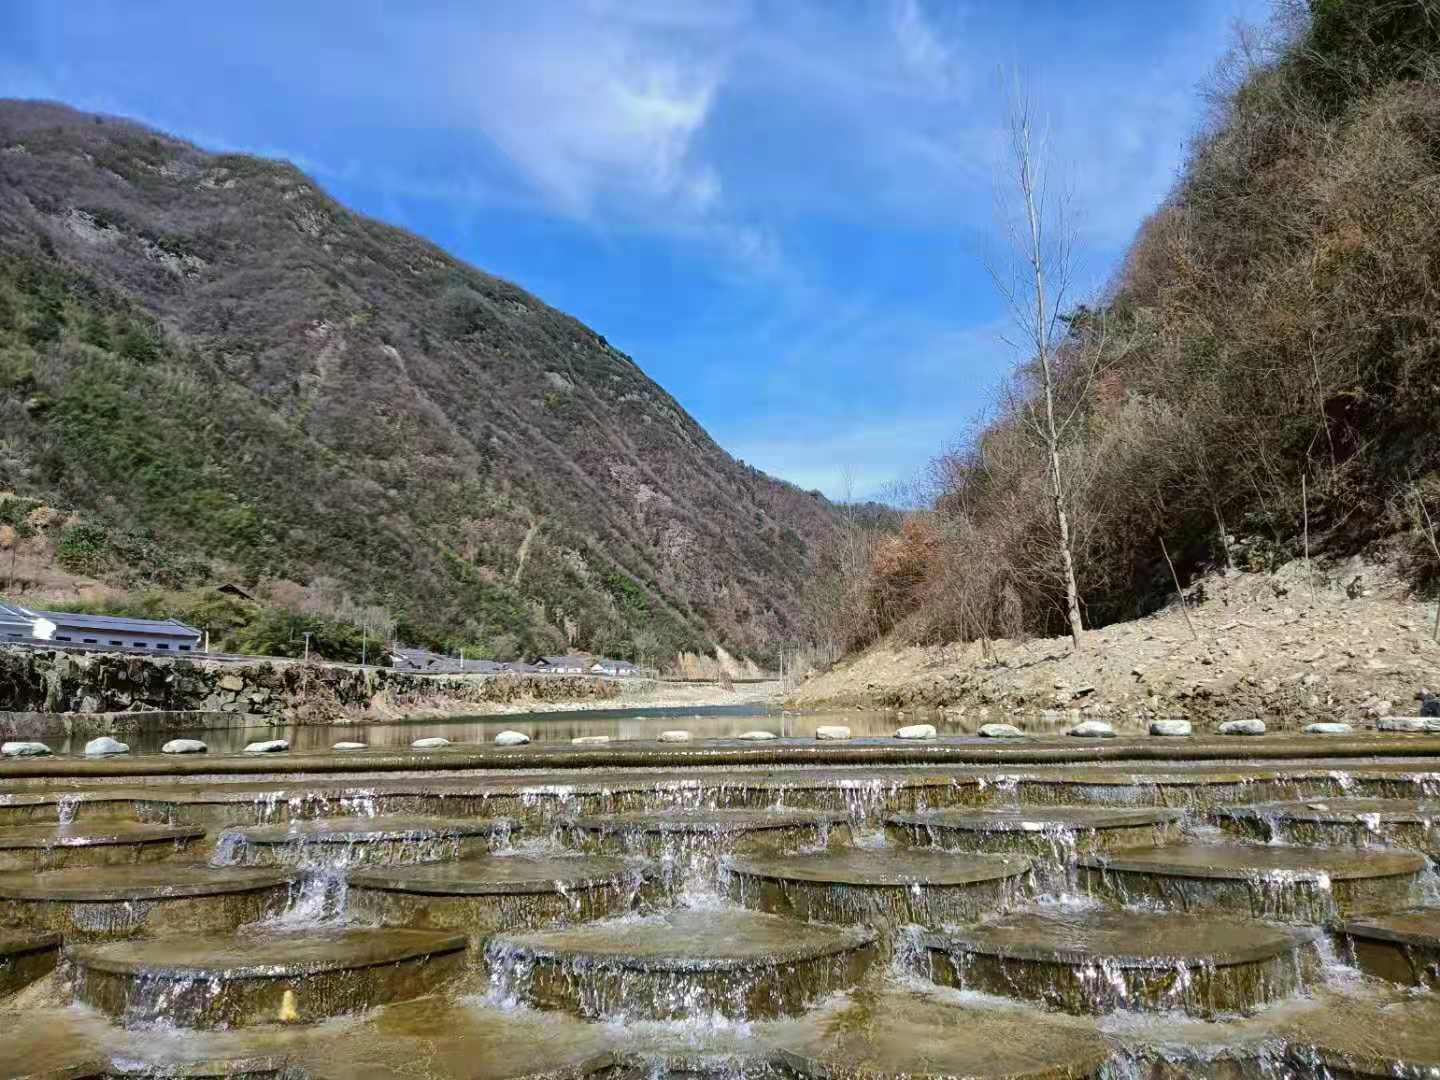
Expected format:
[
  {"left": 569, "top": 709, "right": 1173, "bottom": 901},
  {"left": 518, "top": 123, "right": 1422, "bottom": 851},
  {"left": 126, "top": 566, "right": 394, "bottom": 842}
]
[{"left": 790, "top": 558, "right": 1440, "bottom": 729}]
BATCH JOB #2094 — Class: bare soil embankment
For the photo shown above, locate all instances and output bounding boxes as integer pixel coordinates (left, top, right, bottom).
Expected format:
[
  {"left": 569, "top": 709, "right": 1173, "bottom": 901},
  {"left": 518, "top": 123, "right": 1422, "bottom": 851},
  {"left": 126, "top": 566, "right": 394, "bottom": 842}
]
[{"left": 791, "top": 561, "right": 1440, "bottom": 729}]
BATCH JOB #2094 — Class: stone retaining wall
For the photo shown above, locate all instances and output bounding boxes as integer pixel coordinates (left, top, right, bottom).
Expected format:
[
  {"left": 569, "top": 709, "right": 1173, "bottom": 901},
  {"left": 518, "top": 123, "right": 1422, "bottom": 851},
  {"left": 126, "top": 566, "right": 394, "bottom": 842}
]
[{"left": 0, "top": 647, "right": 635, "bottom": 724}]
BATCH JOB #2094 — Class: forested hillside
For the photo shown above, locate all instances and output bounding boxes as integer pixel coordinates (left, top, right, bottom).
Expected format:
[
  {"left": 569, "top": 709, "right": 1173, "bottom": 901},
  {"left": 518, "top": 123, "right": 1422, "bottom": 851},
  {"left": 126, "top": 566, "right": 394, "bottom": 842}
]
[
  {"left": 811, "top": 0, "right": 1440, "bottom": 653},
  {"left": 0, "top": 101, "right": 837, "bottom": 664}
]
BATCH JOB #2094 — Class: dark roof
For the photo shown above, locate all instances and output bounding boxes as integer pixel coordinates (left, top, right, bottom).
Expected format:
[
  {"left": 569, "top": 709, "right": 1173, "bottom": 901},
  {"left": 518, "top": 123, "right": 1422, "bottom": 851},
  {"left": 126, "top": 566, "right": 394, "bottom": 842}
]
[
  {"left": 22, "top": 606, "right": 201, "bottom": 638},
  {"left": 537, "top": 654, "right": 590, "bottom": 667}
]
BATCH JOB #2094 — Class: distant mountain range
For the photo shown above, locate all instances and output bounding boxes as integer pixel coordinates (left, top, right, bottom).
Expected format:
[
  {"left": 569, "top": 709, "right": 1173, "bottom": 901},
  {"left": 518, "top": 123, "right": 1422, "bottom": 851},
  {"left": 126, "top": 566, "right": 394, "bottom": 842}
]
[{"left": 0, "top": 100, "right": 837, "bottom": 663}]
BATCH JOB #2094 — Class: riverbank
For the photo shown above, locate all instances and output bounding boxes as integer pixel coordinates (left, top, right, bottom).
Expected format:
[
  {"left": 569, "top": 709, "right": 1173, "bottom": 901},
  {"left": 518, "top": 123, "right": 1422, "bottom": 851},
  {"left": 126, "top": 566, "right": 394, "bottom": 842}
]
[
  {"left": 400, "top": 679, "right": 783, "bottom": 717},
  {"left": 791, "top": 561, "right": 1440, "bottom": 728}
]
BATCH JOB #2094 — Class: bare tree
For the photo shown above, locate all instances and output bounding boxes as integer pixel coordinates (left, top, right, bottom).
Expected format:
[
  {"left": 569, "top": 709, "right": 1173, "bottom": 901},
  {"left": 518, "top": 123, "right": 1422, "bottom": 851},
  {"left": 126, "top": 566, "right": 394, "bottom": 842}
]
[{"left": 988, "top": 74, "right": 1089, "bottom": 649}]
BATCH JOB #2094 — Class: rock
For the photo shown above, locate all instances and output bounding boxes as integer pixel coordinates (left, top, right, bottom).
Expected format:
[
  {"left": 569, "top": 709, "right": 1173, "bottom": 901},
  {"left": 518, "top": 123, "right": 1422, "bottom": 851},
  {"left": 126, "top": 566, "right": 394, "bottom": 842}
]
[
  {"left": 1218, "top": 719, "right": 1266, "bottom": 736},
  {"left": 218, "top": 674, "right": 245, "bottom": 692},
  {"left": 658, "top": 730, "right": 691, "bottom": 743},
  {"left": 1422, "top": 695, "right": 1440, "bottom": 718},
  {"left": 1149, "top": 720, "right": 1192, "bottom": 737},
  {"left": 332, "top": 742, "right": 367, "bottom": 751},
  {"left": 411, "top": 737, "right": 450, "bottom": 749},
  {"left": 84, "top": 736, "right": 129, "bottom": 755},
  {"left": 815, "top": 725, "right": 851, "bottom": 740},
  {"left": 161, "top": 739, "right": 207, "bottom": 754},
  {"left": 978, "top": 724, "right": 1025, "bottom": 739},
  {"left": 1304, "top": 722, "right": 1353, "bottom": 735},
  {"left": 1069, "top": 720, "right": 1116, "bottom": 738},
  {"left": 894, "top": 724, "right": 936, "bottom": 740},
  {"left": 738, "top": 730, "right": 777, "bottom": 740},
  {"left": 1, "top": 741, "right": 51, "bottom": 757},
  {"left": 493, "top": 731, "right": 530, "bottom": 747},
  {"left": 1378, "top": 717, "right": 1429, "bottom": 733},
  {"left": 243, "top": 739, "right": 289, "bottom": 753},
  {"left": 572, "top": 735, "right": 610, "bottom": 746}
]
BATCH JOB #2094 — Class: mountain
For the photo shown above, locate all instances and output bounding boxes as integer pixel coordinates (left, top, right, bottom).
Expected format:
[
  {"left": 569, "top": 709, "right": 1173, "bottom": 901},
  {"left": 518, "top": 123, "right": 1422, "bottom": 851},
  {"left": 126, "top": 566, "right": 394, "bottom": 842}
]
[{"left": 0, "top": 100, "right": 836, "bottom": 664}]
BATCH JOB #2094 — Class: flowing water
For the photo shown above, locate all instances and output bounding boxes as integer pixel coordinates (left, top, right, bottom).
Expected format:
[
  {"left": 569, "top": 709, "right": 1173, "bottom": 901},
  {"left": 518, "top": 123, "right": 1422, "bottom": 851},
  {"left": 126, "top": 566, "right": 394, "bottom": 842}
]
[{"left": 1, "top": 738, "right": 1439, "bottom": 1078}]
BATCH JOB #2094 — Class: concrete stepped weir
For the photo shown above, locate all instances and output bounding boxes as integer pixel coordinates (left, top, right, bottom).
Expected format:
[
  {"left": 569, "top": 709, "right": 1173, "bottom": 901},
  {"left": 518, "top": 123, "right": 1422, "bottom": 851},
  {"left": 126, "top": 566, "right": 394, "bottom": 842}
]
[
  {"left": 1077, "top": 841, "right": 1429, "bottom": 921},
  {"left": 213, "top": 815, "right": 514, "bottom": 868},
  {"left": 774, "top": 986, "right": 1112, "bottom": 1080},
  {"left": 485, "top": 908, "right": 877, "bottom": 1021},
  {"left": 921, "top": 907, "right": 1321, "bottom": 1018},
  {"left": 0, "top": 928, "right": 59, "bottom": 997},
  {"left": 0, "top": 732, "right": 1437, "bottom": 1077},
  {"left": 724, "top": 847, "right": 1031, "bottom": 927},
  {"left": 0, "top": 819, "right": 204, "bottom": 870},
  {"left": 1335, "top": 909, "right": 1440, "bottom": 988},
  {"left": 1213, "top": 796, "right": 1440, "bottom": 854},
  {"left": 886, "top": 805, "right": 1184, "bottom": 857},
  {"left": 70, "top": 927, "right": 467, "bottom": 1028},
  {"left": 0, "top": 863, "right": 293, "bottom": 940},
  {"left": 347, "top": 854, "right": 650, "bottom": 937},
  {"left": 562, "top": 808, "right": 850, "bottom": 887}
]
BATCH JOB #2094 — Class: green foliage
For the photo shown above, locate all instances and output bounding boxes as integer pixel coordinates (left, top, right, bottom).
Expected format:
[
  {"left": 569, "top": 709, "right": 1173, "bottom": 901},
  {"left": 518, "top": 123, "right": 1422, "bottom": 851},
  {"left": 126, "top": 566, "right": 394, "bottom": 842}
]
[{"left": 56, "top": 523, "right": 111, "bottom": 575}]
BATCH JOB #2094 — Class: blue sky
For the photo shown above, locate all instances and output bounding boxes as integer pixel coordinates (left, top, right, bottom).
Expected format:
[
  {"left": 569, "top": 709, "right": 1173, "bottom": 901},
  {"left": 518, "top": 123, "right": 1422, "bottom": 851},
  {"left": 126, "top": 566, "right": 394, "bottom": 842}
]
[{"left": 1, "top": 0, "right": 1269, "bottom": 499}]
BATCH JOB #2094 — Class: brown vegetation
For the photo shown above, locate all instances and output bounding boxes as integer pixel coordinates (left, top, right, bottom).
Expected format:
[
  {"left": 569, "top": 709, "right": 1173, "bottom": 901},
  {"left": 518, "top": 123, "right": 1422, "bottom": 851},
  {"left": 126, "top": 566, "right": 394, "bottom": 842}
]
[{"left": 807, "top": 0, "right": 1440, "bottom": 656}]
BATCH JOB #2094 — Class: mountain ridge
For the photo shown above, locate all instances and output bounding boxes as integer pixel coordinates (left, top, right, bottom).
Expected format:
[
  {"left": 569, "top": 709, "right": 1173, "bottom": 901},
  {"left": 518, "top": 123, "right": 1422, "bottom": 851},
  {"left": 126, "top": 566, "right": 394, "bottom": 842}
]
[{"left": 0, "top": 99, "right": 836, "bottom": 663}]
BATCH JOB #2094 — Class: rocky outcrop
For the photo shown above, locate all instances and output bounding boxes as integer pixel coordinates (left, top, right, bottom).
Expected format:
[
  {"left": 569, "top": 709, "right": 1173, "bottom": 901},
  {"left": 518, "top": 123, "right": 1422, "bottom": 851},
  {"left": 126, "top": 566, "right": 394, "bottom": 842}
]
[{"left": 0, "top": 647, "right": 634, "bottom": 725}]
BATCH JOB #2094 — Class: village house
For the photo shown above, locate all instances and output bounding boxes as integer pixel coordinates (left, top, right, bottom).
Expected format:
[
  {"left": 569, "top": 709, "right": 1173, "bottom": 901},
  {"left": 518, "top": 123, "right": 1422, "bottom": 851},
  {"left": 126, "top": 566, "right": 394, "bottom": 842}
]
[{"left": 0, "top": 602, "right": 202, "bottom": 653}]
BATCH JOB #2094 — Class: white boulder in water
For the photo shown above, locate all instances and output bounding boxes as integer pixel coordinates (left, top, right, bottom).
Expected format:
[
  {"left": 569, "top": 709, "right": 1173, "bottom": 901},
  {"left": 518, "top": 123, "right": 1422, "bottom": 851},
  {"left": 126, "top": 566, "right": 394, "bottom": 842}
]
[
  {"left": 243, "top": 739, "right": 289, "bottom": 753},
  {"left": 1, "top": 741, "right": 51, "bottom": 757},
  {"left": 84, "top": 736, "right": 130, "bottom": 755},
  {"left": 1218, "top": 719, "right": 1266, "bottom": 736},
  {"left": 1378, "top": 717, "right": 1430, "bottom": 733},
  {"left": 1303, "top": 722, "right": 1353, "bottom": 735},
  {"left": 894, "top": 724, "right": 936, "bottom": 740},
  {"left": 1069, "top": 720, "right": 1116, "bottom": 738},
  {"left": 332, "top": 742, "right": 367, "bottom": 751},
  {"left": 572, "top": 735, "right": 610, "bottom": 746},
  {"left": 1149, "top": 720, "right": 1192, "bottom": 737},
  {"left": 978, "top": 724, "right": 1025, "bottom": 739},
  {"left": 493, "top": 731, "right": 530, "bottom": 747},
  {"left": 815, "top": 725, "right": 851, "bottom": 740},
  {"left": 738, "top": 730, "right": 777, "bottom": 740},
  {"left": 162, "top": 739, "right": 208, "bottom": 754},
  {"left": 658, "top": 730, "right": 691, "bottom": 743},
  {"left": 411, "top": 737, "right": 450, "bottom": 749}
]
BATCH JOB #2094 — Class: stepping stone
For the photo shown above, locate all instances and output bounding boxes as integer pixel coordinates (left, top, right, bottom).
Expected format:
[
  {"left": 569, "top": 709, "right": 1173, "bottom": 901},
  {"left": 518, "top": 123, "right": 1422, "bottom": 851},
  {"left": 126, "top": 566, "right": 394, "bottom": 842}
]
[
  {"left": 83, "top": 736, "right": 129, "bottom": 756},
  {"left": 887, "top": 806, "right": 1184, "bottom": 858},
  {"left": 978, "top": 723, "right": 1025, "bottom": 738},
  {"left": 572, "top": 736, "right": 610, "bottom": 746},
  {"left": 0, "top": 820, "right": 205, "bottom": 871},
  {"left": 411, "top": 737, "right": 450, "bottom": 749},
  {"left": 1218, "top": 719, "right": 1265, "bottom": 735},
  {"left": 725, "top": 847, "right": 1030, "bottom": 927},
  {"left": 894, "top": 724, "right": 936, "bottom": 740},
  {"left": 348, "top": 854, "right": 648, "bottom": 935},
  {"left": 776, "top": 986, "right": 1112, "bottom": 1080},
  {"left": 920, "top": 907, "right": 1319, "bottom": 1018},
  {"left": 162, "top": 738, "right": 208, "bottom": 754},
  {"left": 332, "top": 741, "right": 367, "bottom": 751},
  {"left": 0, "top": 864, "right": 292, "bottom": 941},
  {"left": 493, "top": 731, "right": 529, "bottom": 746},
  {"left": 738, "top": 730, "right": 777, "bottom": 740},
  {"left": 243, "top": 739, "right": 289, "bottom": 753},
  {"left": 216, "top": 815, "right": 513, "bottom": 868},
  {"left": 0, "top": 929, "right": 61, "bottom": 998},
  {"left": 657, "top": 730, "right": 691, "bottom": 743},
  {"left": 1077, "top": 842, "right": 1428, "bottom": 921},
  {"left": 816, "top": 725, "right": 851, "bottom": 740},
  {"left": 1, "top": 741, "right": 51, "bottom": 757},
  {"left": 1304, "top": 722, "right": 1353, "bottom": 735},
  {"left": 1068, "top": 720, "right": 1115, "bottom": 738},
  {"left": 1213, "top": 797, "right": 1440, "bottom": 854},
  {"left": 1150, "top": 719, "right": 1192, "bottom": 736},
  {"left": 486, "top": 908, "right": 875, "bottom": 1021},
  {"left": 1336, "top": 909, "right": 1440, "bottom": 989},
  {"left": 71, "top": 927, "right": 466, "bottom": 1028}
]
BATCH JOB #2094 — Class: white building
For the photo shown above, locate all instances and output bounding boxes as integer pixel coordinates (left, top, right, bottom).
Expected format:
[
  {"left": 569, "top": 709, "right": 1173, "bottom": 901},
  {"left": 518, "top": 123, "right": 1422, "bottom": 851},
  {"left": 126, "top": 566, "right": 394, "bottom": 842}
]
[{"left": 0, "top": 602, "right": 202, "bottom": 653}]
